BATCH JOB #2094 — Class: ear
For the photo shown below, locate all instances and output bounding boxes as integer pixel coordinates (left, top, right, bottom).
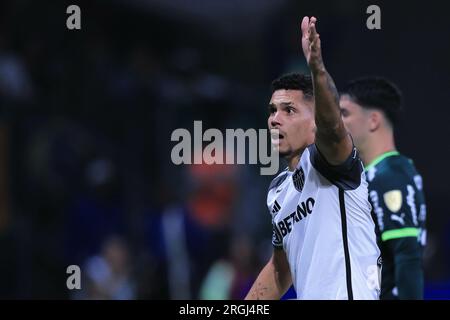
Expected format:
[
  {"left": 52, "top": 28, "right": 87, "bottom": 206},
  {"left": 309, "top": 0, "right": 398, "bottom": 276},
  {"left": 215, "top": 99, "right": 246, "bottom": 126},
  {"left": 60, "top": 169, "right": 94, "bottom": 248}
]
[{"left": 368, "top": 111, "right": 382, "bottom": 132}]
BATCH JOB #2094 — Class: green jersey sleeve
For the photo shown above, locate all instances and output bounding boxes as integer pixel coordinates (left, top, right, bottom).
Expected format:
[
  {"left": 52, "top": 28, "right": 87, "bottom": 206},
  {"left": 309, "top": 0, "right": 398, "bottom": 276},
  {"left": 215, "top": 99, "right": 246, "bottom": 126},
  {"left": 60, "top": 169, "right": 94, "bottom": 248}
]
[{"left": 368, "top": 170, "right": 422, "bottom": 242}]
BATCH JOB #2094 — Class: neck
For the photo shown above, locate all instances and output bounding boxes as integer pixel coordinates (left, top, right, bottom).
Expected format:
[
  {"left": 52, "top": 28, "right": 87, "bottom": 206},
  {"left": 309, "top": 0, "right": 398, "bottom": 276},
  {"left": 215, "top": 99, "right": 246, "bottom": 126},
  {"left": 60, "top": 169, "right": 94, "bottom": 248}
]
[
  {"left": 360, "top": 131, "right": 396, "bottom": 167},
  {"left": 287, "top": 152, "right": 302, "bottom": 171}
]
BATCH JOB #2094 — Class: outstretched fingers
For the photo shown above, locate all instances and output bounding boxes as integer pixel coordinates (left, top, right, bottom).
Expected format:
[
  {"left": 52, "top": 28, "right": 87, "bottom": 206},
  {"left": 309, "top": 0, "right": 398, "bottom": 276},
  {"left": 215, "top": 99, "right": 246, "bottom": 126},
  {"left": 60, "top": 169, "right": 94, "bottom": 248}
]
[
  {"left": 308, "top": 17, "right": 318, "bottom": 40},
  {"left": 308, "top": 19, "right": 320, "bottom": 51},
  {"left": 301, "top": 16, "right": 310, "bottom": 38}
]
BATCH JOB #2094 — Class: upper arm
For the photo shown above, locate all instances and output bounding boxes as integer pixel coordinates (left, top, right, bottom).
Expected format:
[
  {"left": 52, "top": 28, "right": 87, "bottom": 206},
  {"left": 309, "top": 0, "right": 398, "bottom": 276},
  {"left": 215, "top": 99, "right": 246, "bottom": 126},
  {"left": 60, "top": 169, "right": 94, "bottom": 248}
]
[
  {"left": 370, "top": 172, "right": 421, "bottom": 241},
  {"left": 271, "top": 248, "right": 291, "bottom": 288},
  {"left": 272, "top": 248, "right": 290, "bottom": 272},
  {"left": 315, "top": 125, "right": 354, "bottom": 165},
  {"left": 312, "top": 69, "right": 353, "bottom": 165}
]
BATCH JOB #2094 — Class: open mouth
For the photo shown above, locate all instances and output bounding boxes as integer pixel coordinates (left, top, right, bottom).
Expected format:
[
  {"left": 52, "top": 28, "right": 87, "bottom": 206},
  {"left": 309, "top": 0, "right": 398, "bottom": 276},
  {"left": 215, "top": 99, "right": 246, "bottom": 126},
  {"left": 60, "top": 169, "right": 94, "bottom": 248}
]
[{"left": 270, "top": 130, "right": 285, "bottom": 143}]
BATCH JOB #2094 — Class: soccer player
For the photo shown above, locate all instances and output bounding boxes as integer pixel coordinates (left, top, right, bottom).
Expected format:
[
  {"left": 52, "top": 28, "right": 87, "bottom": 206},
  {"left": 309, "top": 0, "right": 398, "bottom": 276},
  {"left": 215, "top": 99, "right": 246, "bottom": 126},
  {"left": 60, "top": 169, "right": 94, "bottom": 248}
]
[
  {"left": 340, "top": 77, "right": 427, "bottom": 299},
  {"left": 245, "top": 17, "right": 380, "bottom": 300}
]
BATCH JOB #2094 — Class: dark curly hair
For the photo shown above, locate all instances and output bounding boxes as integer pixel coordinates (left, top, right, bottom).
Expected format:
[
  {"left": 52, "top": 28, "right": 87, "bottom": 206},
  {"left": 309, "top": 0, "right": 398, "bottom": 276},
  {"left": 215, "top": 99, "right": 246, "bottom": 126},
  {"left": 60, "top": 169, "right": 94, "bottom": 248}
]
[
  {"left": 341, "top": 77, "right": 403, "bottom": 126},
  {"left": 271, "top": 73, "right": 314, "bottom": 100}
]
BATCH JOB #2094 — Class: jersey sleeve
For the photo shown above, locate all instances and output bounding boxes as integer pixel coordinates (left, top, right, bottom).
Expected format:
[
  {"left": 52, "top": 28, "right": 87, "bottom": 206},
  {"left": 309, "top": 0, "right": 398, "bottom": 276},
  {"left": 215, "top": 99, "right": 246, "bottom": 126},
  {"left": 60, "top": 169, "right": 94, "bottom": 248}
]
[
  {"left": 308, "top": 143, "right": 363, "bottom": 190},
  {"left": 267, "top": 172, "right": 288, "bottom": 249},
  {"left": 386, "top": 237, "right": 424, "bottom": 299},
  {"left": 368, "top": 171, "right": 420, "bottom": 242},
  {"left": 271, "top": 220, "right": 283, "bottom": 249}
]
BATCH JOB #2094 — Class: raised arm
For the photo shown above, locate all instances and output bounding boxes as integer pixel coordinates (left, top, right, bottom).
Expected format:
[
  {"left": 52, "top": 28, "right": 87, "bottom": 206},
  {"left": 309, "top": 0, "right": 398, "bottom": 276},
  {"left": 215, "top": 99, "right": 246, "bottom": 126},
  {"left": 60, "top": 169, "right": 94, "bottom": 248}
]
[
  {"left": 301, "top": 16, "right": 353, "bottom": 165},
  {"left": 245, "top": 249, "right": 292, "bottom": 300}
]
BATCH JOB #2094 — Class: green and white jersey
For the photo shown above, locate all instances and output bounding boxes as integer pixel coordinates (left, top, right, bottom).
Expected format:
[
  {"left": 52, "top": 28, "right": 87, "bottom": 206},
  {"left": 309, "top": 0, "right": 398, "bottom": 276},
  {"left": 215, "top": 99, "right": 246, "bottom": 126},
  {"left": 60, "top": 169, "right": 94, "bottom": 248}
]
[{"left": 366, "top": 151, "right": 426, "bottom": 298}]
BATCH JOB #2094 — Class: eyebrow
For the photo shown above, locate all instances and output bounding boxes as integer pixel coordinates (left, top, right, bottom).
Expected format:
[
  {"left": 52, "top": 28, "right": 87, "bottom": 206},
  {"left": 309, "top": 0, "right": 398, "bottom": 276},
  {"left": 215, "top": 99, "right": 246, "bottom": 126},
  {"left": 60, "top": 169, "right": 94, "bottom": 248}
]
[{"left": 268, "top": 102, "right": 295, "bottom": 109}]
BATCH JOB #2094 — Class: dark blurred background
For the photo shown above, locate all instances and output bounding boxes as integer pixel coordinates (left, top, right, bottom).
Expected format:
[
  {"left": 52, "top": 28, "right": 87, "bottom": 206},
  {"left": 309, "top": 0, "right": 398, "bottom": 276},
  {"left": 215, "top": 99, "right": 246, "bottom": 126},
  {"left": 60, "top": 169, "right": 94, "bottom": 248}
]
[{"left": 0, "top": 0, "right": 449, "bottom": 299}]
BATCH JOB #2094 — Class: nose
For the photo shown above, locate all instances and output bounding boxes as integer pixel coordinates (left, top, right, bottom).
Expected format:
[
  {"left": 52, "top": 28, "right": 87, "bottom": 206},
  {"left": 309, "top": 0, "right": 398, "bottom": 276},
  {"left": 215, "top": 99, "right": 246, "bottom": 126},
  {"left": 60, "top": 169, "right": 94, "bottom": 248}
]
[
  {"left": 341, "top": 114, "right": 349, "bottom": 125},
  {"left": 341, "top": 117, "right": 351, "bottom": 131},
  {"left": 270, "top": 111, "right": 281, "bottom": 128}
]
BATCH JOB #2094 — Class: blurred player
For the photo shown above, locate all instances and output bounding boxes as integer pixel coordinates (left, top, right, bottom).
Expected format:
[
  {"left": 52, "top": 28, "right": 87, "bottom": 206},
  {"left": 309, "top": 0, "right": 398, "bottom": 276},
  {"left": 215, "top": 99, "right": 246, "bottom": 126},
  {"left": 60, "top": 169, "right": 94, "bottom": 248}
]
[
  {"left": 340, "top": 77, "right": 427, "bottom": 299},
  {"left": 245, "top": 17, "right": 380, "bottom": 300}
]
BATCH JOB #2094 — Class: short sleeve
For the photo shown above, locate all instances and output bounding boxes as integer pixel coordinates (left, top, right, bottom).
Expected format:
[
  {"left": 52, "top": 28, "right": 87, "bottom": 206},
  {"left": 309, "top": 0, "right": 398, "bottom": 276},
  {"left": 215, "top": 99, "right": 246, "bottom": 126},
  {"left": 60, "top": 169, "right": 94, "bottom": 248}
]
[
  {"left": 369, "top": 172, "right": 420, "bottom": 242},
  {"left": 272, "top": 221, "right": 283, "bottom": 249},
  {"left": 308, "top": 143, "right": 364, "bottom": 190}
]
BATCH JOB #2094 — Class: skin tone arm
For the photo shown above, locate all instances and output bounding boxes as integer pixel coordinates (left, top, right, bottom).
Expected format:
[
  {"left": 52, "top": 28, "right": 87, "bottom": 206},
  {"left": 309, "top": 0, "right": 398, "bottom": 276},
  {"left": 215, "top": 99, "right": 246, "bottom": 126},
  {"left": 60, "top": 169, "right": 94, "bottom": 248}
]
[
  {"left": 301, "top": 16, "right": 353, "bottom": 165},
  {"left": 245, "top": 248, "right": 292, "bottom": 300}
]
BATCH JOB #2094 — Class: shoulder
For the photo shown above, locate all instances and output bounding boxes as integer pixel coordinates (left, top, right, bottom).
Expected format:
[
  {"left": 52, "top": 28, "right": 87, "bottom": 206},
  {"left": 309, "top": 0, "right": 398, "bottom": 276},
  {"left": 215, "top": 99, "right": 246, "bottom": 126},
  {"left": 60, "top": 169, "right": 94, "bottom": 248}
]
[
  {"left": 368, "top": 155, "right": 419, "bottom": 189},
  {"left": 268, "top": 168, "right": 289, "bottom": 192}
]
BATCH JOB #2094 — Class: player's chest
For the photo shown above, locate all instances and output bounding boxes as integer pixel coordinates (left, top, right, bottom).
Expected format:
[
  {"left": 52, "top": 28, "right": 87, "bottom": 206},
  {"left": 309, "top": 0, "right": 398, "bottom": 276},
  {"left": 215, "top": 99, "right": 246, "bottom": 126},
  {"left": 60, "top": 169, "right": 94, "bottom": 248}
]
[{"left": 270, "top": 167, "right": 318, "bottom": 226}]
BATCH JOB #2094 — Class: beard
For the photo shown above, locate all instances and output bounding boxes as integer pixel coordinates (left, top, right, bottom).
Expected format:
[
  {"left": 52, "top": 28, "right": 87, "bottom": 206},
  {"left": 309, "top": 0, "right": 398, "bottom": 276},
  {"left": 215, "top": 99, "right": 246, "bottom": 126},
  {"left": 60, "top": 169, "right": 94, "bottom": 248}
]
[
  {"left": 278, "top": 149, "right": 291, "bottom": 158},
  {"left": 276, "top": 144, "right": 307, "bottom": 160},
  {"left": 272, "top": 142, "right": 290, "bottom": 158}
]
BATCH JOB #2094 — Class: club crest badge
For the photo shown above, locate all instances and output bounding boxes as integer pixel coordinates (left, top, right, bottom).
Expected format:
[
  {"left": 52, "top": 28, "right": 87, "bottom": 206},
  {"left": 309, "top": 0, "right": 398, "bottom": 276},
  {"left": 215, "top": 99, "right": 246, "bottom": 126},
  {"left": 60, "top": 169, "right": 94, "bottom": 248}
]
[
  {"left": 293, "top": 167, "right": 305, "bottom": 192},
  {"left": 383, "top": 190, "right": 402, "bottom": 213}
]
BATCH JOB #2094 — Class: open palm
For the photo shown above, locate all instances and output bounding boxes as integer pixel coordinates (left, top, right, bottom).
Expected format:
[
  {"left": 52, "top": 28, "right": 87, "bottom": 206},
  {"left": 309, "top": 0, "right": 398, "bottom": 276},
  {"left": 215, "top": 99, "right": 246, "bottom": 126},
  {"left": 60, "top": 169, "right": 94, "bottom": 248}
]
[{"left": 301, "top": 16, "right": 324, "bottom": 73}]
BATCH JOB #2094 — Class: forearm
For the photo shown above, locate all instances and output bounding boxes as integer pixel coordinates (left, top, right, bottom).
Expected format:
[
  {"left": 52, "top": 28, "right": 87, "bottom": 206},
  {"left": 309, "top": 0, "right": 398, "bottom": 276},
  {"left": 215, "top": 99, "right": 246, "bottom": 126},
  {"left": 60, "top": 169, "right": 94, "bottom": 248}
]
[
  {"left": 245, "top": 256, "right": 292, "bottom": 300},
  {"left": 311, "top": 68, "right": 352, "bottom": 164},
  {"left": 312, "top": 69, "right": 347, "bottom": 145}
]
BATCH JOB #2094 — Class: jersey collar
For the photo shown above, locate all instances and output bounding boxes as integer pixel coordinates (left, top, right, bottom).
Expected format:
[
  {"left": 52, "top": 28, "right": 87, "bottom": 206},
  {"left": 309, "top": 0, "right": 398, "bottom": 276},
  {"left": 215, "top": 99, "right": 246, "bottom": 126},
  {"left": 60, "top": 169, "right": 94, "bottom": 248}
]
[{"left": 364, "top": 150, "right": 399, "bottom": 171}]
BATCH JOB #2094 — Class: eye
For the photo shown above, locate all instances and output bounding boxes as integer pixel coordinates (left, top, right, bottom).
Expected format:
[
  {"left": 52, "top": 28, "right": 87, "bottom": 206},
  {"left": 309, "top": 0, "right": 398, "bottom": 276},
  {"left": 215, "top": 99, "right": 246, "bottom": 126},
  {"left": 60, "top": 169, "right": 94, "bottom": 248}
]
[
  {"left": 341, "top": 109, "right": 349, "bottom": 117},
  {"left": 286, "top": 107, "right": 295, "bottom": 114},
  {"left": 268, "top": 106, "right": 276, "bottom": 115}
]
